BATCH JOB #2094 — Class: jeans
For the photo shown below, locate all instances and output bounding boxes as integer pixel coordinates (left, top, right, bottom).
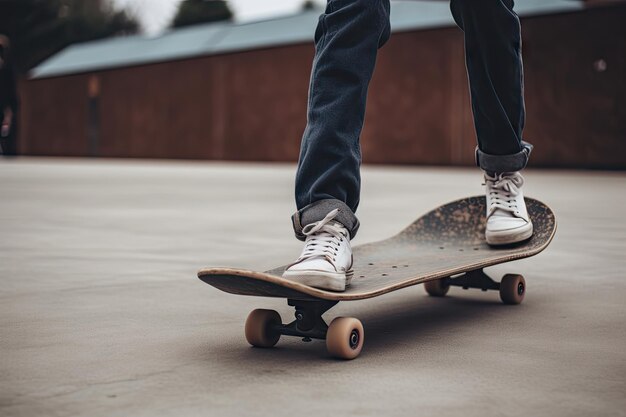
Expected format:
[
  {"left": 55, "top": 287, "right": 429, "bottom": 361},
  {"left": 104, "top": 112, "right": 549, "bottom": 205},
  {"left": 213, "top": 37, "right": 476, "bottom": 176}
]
[{"left": 292, "top": 0, "right": 533, "bottom": 241}]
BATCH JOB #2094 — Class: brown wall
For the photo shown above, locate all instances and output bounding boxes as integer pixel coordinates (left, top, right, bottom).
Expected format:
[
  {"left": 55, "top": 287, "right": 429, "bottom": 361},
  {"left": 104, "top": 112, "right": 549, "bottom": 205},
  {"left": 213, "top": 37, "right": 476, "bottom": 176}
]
[
  {"left": 365, "top": 27, "right": 470, "bottom": 165},
  {"left": 19, "top": 4, "right": 626, "bottom": 168},
  {"left": 20, "top": 74, "right": 90, "bottom": 156},
  {"left": 522, "top": 5, "right": 626, "bottom": 168}
]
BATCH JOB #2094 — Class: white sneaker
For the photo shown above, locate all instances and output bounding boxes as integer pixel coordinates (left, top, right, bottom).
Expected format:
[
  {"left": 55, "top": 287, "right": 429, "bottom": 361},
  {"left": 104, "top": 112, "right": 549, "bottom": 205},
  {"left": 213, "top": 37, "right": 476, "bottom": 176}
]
[
  {"left": 484, "top": 171, "right": 533, "bottom": 245},
  {"left": 283, "top": 209, "right": 353, "bottom": 291}
]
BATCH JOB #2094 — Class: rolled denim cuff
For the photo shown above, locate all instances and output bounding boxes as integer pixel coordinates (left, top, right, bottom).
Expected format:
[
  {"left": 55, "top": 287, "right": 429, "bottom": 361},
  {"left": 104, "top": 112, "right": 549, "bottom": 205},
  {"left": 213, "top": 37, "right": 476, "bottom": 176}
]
[
  {"left": 291, "top": 199, "right": 360, "bottom": 241},
  {"left": 475, "top": 141, "right": 534, "bottom": 173}
]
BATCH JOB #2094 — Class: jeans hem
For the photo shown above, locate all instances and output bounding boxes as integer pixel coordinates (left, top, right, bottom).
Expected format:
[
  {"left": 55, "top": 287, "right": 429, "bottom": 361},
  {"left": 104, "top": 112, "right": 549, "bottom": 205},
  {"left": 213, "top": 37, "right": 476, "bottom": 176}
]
[
  {"left": 292, "top": 199, "right": 360, "bottom": 241},
  {"left": 476, "top": 141, "right": 533, "bottom": 173}
]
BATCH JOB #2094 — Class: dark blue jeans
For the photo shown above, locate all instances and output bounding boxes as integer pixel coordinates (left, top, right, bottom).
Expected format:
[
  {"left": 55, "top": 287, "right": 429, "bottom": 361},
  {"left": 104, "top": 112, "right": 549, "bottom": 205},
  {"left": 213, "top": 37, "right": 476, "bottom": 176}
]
[{"left": 292, "top": 0, "right": 533, "bottom": 241}]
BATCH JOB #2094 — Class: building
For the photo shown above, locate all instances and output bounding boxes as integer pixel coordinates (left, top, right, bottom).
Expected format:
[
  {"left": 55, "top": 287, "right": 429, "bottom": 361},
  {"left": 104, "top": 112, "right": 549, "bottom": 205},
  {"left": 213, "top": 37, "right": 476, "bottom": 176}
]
[{"left": 19, "top": 0, "right": 626, "bottom": 168}]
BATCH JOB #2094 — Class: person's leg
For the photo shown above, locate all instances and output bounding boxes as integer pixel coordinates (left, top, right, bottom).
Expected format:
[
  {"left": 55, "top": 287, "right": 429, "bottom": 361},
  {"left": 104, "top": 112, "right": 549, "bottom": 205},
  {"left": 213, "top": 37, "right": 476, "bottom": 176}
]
[
  {"left": 450, "top": 0, "right": 532, "bottom": 172},
  {"left": 285, "top": 0, "right": 390, "bottom": 291},
  {"left": 450, "top": 0, "right": 533, "bottom": 245},
  {"left": 0, "top": 134, "right": 16, "bottom": 156},
  {"left": 292, "top": 0, "right": 391, "bottom": 242}
]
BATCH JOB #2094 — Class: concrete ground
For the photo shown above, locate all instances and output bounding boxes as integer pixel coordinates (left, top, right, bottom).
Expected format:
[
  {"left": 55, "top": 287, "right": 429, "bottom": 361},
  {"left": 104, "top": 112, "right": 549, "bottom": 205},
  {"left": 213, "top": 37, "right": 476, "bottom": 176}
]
[{"left": 0, "top": 158, "right": 624, "bottom": 417}]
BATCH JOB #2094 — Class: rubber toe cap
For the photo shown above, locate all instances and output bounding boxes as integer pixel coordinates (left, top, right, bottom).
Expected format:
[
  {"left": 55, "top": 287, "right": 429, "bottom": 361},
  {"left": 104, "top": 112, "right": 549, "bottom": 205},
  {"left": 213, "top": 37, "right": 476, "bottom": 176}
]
[{"left": 487, "top": 216, "right": 530, "bottom": 232}]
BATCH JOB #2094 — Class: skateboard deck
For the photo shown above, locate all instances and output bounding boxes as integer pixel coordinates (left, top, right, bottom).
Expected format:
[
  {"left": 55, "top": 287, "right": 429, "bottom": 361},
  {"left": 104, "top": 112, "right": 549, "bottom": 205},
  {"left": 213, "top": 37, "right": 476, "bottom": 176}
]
[
  {"left": 198, "top": 196, "right": 556, "bottom": 359},
  {"left": 199, "top": 196, "right": 556, "bottom": 301}
]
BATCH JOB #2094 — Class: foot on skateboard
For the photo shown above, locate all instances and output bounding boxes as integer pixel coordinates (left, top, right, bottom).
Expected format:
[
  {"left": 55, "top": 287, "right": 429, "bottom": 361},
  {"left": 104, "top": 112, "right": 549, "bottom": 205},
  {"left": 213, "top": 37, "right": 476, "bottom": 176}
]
[
  {"left": 282, "top": 208, "right": 353, "bottom": 292},
  {"left": 484, "top": 172, "right": 534, "bottom": 245}
]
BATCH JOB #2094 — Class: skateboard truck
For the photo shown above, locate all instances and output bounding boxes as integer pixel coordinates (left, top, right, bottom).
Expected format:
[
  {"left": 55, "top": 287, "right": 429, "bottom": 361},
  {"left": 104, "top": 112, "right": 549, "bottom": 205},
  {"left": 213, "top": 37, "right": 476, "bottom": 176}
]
[
  {"left": 244, "top": 299, "right": 364, "bottom": 359},
  {"left": 447, "top": 269, "right": 500, "bottom": 291},
  {"left": 274, "top": 299, "right": 338, "bottom": 341},
  {"left": 424, "top": 268, "right": 526, "bottom": 305}
]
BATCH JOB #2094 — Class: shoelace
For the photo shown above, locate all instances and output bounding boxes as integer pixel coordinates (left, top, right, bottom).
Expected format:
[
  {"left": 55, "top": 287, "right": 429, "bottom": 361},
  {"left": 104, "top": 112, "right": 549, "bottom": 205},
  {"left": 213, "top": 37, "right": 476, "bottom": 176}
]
[
  {"left": 298, "top": 208, "right": 347, "bottom": 264},
  {"left": 484, "top": 172, "right": 524, "bottom": 218}
]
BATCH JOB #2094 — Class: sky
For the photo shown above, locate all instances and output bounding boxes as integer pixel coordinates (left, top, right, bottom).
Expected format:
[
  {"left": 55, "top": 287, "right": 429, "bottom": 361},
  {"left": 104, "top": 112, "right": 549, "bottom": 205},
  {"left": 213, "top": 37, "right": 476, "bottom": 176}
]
[{"left": 111, "top": 0, "right": 324, "bottom": 34}]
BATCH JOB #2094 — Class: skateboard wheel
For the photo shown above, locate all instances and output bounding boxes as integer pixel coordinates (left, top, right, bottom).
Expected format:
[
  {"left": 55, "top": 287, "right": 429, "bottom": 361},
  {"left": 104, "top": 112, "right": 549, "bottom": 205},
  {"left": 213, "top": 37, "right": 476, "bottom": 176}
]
[
  {"left": 499, "top": 274, "right": 526, "bottom": 305},
  {"left": 424, "top": 278, "right": 450, "bottom": 297},
  {"left": 245, "top": 309, "right": 282, "bottom": 348},
  {"left": 326, "top": 317, "right": 364, "bottom": 360}
]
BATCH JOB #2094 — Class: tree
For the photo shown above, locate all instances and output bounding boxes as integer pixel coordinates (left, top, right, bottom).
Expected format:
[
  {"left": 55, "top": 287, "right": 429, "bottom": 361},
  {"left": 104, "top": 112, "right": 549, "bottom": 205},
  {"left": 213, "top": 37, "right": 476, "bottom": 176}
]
[
  {"left": 0, "top": 0, "right": 139, "bottom": 74},
  {"left": 170, "top": 0, "right": 233, "bottom": 29},
  {"left": 302, "top": 1, "right": 318, "bottom": 10}
]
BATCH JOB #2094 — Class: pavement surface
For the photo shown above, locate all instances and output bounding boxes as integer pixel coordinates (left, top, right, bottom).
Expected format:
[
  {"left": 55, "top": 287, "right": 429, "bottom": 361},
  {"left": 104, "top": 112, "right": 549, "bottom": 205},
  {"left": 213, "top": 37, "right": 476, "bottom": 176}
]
[{"left": 1, "top": 158, "right": 625, "bottom": 417}]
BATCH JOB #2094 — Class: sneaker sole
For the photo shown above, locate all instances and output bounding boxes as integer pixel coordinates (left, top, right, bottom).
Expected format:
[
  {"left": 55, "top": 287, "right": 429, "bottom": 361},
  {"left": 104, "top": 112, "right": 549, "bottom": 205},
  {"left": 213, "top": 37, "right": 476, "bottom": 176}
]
[
  {"left": 282, "top": 270, "right": 353, "bottom": 292},
  {"left": 486, "top": 222, "right": 534, "bottom": 246}
]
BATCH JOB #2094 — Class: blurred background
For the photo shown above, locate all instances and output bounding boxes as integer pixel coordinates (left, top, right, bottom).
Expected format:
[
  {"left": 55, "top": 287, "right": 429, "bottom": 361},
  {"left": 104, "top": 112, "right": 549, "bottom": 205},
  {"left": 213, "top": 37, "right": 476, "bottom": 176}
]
[{"left": 0, "top": 0, "right": 625, "bottom": 168}]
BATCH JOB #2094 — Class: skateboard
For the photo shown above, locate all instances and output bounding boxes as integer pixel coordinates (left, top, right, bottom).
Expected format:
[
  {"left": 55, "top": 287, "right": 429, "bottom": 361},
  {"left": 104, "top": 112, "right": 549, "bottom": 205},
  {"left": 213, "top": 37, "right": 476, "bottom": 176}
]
[{"left": 198, "top": 196, "right": 556, "bottom": 359}]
